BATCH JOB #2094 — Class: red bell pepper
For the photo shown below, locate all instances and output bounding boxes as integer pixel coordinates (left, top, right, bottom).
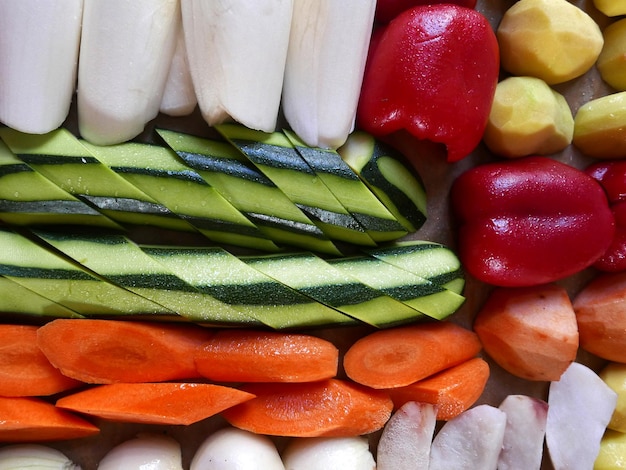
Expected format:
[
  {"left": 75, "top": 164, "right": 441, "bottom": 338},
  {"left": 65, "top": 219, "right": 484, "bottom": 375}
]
[
  {"left": 586, "top": 161, "right": 626, "bottom": 272},
  {"left": 375, "top": 0, "right": 477, "bottom": 24},
  {"left": 451, "top": 156, "right": 615, "bottom": 287},
  {"left": 357, "top": 4, "right": 499, "bottom": 163}
]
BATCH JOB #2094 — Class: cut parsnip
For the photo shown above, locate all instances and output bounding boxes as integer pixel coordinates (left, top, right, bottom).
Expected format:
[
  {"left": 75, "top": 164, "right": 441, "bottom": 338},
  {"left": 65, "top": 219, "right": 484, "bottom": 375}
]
[
  {"left": 77, "top": 0, "right": 179, "bottom": 145},
  {"left": 160, "top": 8, "right": 197, "bottom": 117},
  {"left": 181, "top": 0, "right": 293, "bottom": 132},
  {"left": 282, "top": 0, "right": 376, "bottom": 149},
  {"left": 0, "top": 0, "right": 83, "bottom": 134}
]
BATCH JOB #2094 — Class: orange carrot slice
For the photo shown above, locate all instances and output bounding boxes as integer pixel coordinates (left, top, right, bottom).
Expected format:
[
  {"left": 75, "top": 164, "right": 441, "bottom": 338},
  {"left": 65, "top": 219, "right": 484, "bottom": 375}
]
[
  {"left": 0, "top": 324, "right": 82, "bottom": 396},
  {"left": 343, "top": 321, "right": 482, "bottom": 389},
  {"left": 37, "top": 319, "right": 214, "bottom": 383},
  {"left": 387, "top": 357, "right": 490, "bottom": 421},
  {"left": 573, "top": 272, "right": 626, "bottom": 363},
  {"left": 0, "top": 396, "right": 99, "bottom": 442},
  {"left": 194, "top": 329, "right": 339, "bottom": 382},
  {"left": 56, "top": 382, "right": 255, "bottom": 425},
  {"left": 221, "top": 379, "right": 393, "bottom": 437},
  {"left": 474, "top": 284, "right": 579, "bottom": 381}
]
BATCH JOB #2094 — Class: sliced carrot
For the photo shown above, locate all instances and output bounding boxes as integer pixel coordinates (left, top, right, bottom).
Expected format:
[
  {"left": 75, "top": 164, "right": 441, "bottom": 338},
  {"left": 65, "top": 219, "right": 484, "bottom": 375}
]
[
  {"left": 0, "top": 324, "right": 83, "bottom": 396},
  {"left": 342, "top": 321, "right": 482, "bottom": 389},
  {"left": 194, "top": 329, "right": 338, "bottom": 383},
  {"left": 387, "top": 357, "right": 490, "bottom": 421},
  {"left": 0, "top": 396, "right": 99, "bottom": 442},
  {"left": 474, "top": 283, "right": 579, "bottom": 381},
  {"left": 573, "top": 272, "right": 626, "bottom": 363},
  {"left": 37, "top": 319, "right": 214, "bottom": 383},
  {"left": 55, "top": 382, "right": 255, "bottom": 426},
  {"left": 221, "top": 379, "right": 393, "bottom": 437}
]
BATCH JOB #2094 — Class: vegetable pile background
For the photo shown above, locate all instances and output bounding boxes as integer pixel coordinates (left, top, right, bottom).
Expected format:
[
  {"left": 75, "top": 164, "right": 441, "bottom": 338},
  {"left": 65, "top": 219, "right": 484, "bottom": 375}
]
[{"left": 1, "top": 0, "right": 625, "bottom": 468}]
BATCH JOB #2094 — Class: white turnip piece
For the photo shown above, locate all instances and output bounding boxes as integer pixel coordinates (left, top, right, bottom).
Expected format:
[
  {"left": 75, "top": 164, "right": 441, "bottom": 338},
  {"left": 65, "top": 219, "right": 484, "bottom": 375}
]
[
  {"left": 498, "top": 394, "right": 548, "bottom": 470},
  {"left": 190, "top": 427, "right": 284, "bottom": 470},
  {"left": 181, "top": 0, "right": 292, "bottom": 133},
  {"left": 0, "top": 0, "right": 83, "bottom": 134},
  {"left": 98, "top": 433, "right": 183, "bottom": 470},
  {"left": 429, "top": 404, "right": 507, "bottom": 470},
  {"left": 282, "top": 436, "right": 375, "bottom": 470},
  {"left": 77, "top": 0, "right": 179, "bottom": 145},
  {"left": 376, "top": 401, "right": 437, "bottom": 470},
  {"left": 546, "top": 361, "right": 617, "bottom": 470}
]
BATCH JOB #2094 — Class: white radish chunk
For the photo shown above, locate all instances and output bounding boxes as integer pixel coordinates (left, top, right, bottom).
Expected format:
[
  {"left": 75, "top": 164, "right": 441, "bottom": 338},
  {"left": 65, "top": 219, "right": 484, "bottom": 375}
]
[
  {"left": 376, "top": 401, "right": 437, "bottom": 470},
  {"left": 77, "top": 0, "right": 179, "bottom": 145},
  {"left": 282, "top": 436, "right": 375, "bottom": 470},
  {"left": 190, "top": 427, "right": 284, "bottom": 470},
  {"left": 181, "top": 0, "right": 293, "bottom": 133},
  {"left": 0, "top": 444, "right": 80, "bottom": 469},
  {"left": 160, "top": 10, "right": 197, "bottom": 117},
  {"left": 98, "top": 434, "right": 183, "bottom": 470},
  {"left": 429, "top": 404, "right": 507, "bottom": 470},
  {"left": 546, "top": 361, "right": 618, "bottom": 470},
  {"left": 0, "top": 0, "right": 83, "bottom": 134},
  {"left": 498, "top": 394, "right": 548, "bottom": 470},
  {"left": 281, "top": 0, "right": 376, "bottom": 149}
]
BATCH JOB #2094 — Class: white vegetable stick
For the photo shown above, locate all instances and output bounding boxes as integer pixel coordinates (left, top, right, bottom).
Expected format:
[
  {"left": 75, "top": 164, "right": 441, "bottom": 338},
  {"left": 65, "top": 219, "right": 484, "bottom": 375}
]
[
  {"left": 281, "top": 0, "right": 376, "bottom": 149},
  {"left": 0, "top": 0, "right": 83, "bottom": 134},
  {"left": 77, "top": 0, "right": 179, "bottom": 145},
  {"left": 181, "top": 0, "right": 293, "bottom": 132},
  {"left": 160, "top": 10, "right": 197, "bottom": 117}
]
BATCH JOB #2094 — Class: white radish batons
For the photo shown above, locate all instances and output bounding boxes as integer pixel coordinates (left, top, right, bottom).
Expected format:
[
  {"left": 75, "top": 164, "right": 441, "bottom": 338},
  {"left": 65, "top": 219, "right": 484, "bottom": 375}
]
[
  {"left": 160, "top": 12, "right": 197, "bottom": 117},
  {"left": 0, "top": 0, "right": 83, "bottom": 134},
  {"left": 77, "top": 0, "right": 179, "bottom": 145},
  {"left": 181, "top": 0, "right": 293, "bottom": 132},
  {"left": 190, "top": 427, "right": 285, "bottom": 470},
  {"left": 98, "top": 434, "right": 183, "bottom": 470},
  {"left": 281, "top": 0, "right": 376, "bottom": 149}
]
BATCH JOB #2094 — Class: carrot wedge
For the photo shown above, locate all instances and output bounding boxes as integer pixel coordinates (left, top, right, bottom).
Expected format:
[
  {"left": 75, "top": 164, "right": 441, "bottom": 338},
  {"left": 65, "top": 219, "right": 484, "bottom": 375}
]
[
  {"left": 343, "top": 321, "right": 482, "bottom": 389},
  {"left": 194, "top": 329, "right": 339, "bottom": 383},
  {"left": 221, "top": 379, "right": 393, "bottom": 437},
  {"left": 387, "top": 357, "right": 490, "bottom": 421},
  {"left": 0, "top": 324, "right": 82, "bottom": 396},
  {"left": 0, "top": 396, "right": 99, "bottom": 442},
  {"left": 56, "top": 382, "right": 255, "bottom": 426},
  {"left": 37, "top": 319, "right": 214, "bottom": 383}
]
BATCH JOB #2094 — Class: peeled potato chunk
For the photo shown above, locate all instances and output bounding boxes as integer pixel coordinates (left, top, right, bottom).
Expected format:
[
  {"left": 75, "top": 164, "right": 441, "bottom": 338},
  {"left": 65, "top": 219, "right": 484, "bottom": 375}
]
[
  {"left": 593, "top": 0, "right": 626, "bottom": 17},
  {"left": 573, "top": 91, "right": 626, "bottom": 159},
  {"left": 597, "top": 18, "right": 626, "bottom": 92},
  {"left": 497, "top": 0, "right": 603, "bottom": 84},
  {"left": 483, "top": 76, "right": 574, "bottom": 158}
]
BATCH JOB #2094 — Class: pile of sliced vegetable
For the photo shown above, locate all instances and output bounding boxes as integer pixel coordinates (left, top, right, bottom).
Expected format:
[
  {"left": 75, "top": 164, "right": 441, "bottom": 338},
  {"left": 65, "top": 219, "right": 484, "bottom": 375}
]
[{"left": 2, "top": 0, "right": 626, "bottom": 468}]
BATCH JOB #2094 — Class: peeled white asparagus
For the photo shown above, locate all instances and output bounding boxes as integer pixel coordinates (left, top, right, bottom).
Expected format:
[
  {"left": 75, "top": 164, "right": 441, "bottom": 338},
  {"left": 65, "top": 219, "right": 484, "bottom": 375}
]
[
  {"left": 98, "top": 434, "right": 183, "bottom": 470},
  {"left": 190, "top": 427, "right": 285, "bottom": 470},
  {"left": 0, "top": 444, "right": 80, "bottom": 470},
  {"left": 282, "top": 436, "right": 375, "bottom": 470},
  {"left": 181, "top": 0, "right": 293, "bottom": 132},
  {"left": 0, "top": 0, "right": 83, "bottom": 134},
  {"left": 281, "top": 0, "right": 376, "bottom": 149},
  {"left": 160, "top": 9, "right": 197, "bottom": 117},
  {"left": 77, "top": 0, "right": 179, "bottom": 145}
]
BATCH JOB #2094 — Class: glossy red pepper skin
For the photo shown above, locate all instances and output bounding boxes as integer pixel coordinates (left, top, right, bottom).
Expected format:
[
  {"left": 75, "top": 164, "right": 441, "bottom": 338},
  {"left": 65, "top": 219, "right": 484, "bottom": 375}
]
[
  {"left": 451, "top": 157, "right": 615, "bottom": 287},
  {"left": 374, "top": 0, "right": 477, "bottom": 23},
  {"left": 357, "top": 4, "right": 499, "bottom": 163},
  {"left": 586, "top": 161, "right": 626, "bottom": 272}
]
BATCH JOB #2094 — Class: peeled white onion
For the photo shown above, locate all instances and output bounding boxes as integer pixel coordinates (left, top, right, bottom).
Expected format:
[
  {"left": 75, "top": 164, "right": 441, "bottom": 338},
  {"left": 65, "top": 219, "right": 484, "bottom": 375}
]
[
  {"left": 0, "top": 444, "right": 80, "bottom": 470},
  {"left": 97, "top": 434, "right": 183, "bottom": 470},
  {"left": 282, "top": 436, "right": 375, "bottom": 470}
]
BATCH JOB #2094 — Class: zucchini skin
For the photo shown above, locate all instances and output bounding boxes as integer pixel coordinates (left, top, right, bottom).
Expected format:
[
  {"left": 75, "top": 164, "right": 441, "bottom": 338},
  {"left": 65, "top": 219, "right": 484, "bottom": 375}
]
[
  {"left": 0, "top": 126, "right": 427, "bottom": 255},
  {"left": 0, "top": 229, "right": 464, "bottom": 329}
]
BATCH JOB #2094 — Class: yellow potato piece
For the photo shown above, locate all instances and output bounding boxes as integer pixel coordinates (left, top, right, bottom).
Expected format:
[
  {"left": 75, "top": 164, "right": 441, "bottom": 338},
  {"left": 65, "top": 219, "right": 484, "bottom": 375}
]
[
  {"left": 594, "top": 0, "right": 626, "bottom": 17},
  {"left": 600, "top": 362, "right": 626, "bottom": 433},
  {"left": 497, "top": 0, "right": 603, "bottom": 84},
  {"left": 573, "top": 91, "right": 626, "bottom": 159},
  {"left": 594, "top": 430, "right": 626, "bottom": 469},
  {"left": 483, "top": 76, "right": 574, "bottom": 158},
  {"left": 598, "top": 18, "right": 626, "bottom": 92}
]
